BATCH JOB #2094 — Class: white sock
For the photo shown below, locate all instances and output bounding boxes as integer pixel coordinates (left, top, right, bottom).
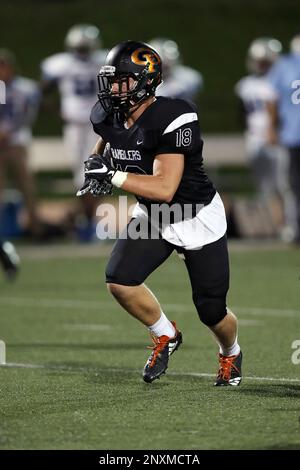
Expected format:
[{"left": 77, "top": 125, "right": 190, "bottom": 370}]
[
  {"left": 148, "top": 312, "right": 176, "bottom": 338},
  {"left": 219, "top": 337, "right": 240, "bottom": 357}
]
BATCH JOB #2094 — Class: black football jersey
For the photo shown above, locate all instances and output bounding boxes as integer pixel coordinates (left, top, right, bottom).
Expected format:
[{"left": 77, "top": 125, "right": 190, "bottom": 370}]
[{"left": 90, "top": 96, "right": 216, "bottom": 211}]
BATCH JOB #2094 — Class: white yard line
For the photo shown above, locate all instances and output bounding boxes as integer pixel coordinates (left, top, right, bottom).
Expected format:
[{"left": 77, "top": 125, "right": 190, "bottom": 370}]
[
  {"left": 235, "top": 319, "right": 264, "bottom": 326},
  {"left": 63, "top": 324, "right": 111, "bottom": 331},
  {"left": 232, "top": 306, "right": 300, "bottom": 318},
  {"left": 169, "top": 371, "right": 300, "bottom": 383},
  {"left": 0, "top": 297, "right": 110, "bottom": 310},
  {"left": 0, "top": 296, "right": 299, "bottom": 318},
  {"left": 165, "top": 303, "right": 300, "bottom": 318},
  {"left": 1, "top": 362, "right": 300, "bottom": 384}
]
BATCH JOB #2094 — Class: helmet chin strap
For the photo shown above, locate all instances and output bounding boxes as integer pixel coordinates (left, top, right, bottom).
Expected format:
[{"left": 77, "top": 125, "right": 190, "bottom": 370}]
[
  {"left": 122, "top": 100, "right": 143, "bottom": 120},
  {"left": 125, "top": 95, "right": 156, "bottom": 120}
]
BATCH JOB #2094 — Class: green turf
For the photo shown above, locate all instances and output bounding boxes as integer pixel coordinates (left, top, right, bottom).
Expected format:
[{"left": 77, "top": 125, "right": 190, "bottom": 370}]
[{"left": 0, "top": 244, "right": 299, "bottom": 450}]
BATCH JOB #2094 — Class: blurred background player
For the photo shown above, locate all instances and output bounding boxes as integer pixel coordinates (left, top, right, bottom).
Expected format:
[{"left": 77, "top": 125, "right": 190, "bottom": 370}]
[
  {"left": 0, "top": 49, "right": 41, "bottom": 237},
  {"left": 267, "top": 32, "right": 300, "bottom": 244},
  {"left": 0, "top": 239, "right": 19, "bottom": 280},
  {"left": 148, "top": 37, "right": 203, "bottom": 101},
  {"left": 235, "top": 37, "right": 296, "bottom": 240},
  {"left": 40, "top": 24, "right": 107, "bottom": 240}
]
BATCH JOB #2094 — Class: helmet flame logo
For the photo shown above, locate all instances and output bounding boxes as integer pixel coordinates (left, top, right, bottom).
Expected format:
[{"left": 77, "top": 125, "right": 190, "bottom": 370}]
[{"left": 131, "top": 48, "right": 161, "bottom": 73}]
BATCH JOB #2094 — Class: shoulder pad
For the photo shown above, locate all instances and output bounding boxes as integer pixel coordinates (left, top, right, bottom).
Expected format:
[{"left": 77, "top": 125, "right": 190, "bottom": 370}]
[{"left": 154, "top": 97, "right": 198, "bottom": 133}]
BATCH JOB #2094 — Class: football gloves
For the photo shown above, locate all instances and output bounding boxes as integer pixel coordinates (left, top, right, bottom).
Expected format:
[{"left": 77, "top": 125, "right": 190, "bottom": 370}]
[{"left": 76, "top": 153, "right": 116, "bottom": 197}]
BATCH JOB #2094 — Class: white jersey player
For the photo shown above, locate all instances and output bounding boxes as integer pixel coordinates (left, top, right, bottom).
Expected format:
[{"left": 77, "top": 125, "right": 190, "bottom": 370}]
[
  {"left": 148, "top": 37, "right": 203, "bottom": 101},
  {"left": 0, "top": 73, "right": 40, "bottom": 146},
  {"left": 40, "top": 24, "right": 108, "bottom": 240},
  {"left": 235, "top": 73, "right": 278, "bottom": 154},
  {"left": 235, "top": 37, "right": 296, "bottom": 239},
  {"left": 0, "top": 49, "right": 41, "bottom": 236},
  {"left": 41, "top": 24, "right": 107, "bottom": 189}
]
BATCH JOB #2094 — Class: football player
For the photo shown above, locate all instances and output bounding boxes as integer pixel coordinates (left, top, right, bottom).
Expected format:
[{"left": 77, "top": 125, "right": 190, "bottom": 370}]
[
  {"left": 267, "top": 32, "right": 300, "bottom": 244},
  {"left": 235, "top": 38, "right": 296, "bottom": 240},
  {"left": 40, "top": 24, "right": 108, "bottom": 239},
  {"left": 0, "top": 49, "right": 41, "bottom": 237},
  {"left": 148, "top": 37, "right": 203, "bottom": 101},
  {"left": 78, "top": 41, "right": 242, "bottom": 386}
]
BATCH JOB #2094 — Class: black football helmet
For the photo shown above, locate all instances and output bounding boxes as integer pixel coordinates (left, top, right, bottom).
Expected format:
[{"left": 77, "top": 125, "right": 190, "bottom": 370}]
[{"left": 97, "top": 40, "right": 162, "bottom": 113}]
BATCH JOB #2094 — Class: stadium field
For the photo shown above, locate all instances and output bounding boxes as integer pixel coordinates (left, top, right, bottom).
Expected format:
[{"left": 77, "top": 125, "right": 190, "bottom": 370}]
[{"left": 0, "top": 242, "right": 299, "bottom": 450}]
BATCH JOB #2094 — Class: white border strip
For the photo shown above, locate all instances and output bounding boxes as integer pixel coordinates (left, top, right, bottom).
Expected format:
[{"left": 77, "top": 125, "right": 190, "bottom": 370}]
[{"left": 1, "top": 362, "right": 300, "bottom": 384}]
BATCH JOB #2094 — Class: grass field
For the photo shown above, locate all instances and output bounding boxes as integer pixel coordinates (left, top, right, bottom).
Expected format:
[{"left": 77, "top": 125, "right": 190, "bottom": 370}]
[{"left": 0, "top": 242, "right": 299, "bottom": 450}]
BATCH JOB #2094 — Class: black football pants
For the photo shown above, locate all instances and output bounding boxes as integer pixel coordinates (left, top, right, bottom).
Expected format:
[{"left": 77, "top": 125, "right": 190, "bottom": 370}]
[{"left": 105, "top": 219, "right": 229, "bottom": 327}]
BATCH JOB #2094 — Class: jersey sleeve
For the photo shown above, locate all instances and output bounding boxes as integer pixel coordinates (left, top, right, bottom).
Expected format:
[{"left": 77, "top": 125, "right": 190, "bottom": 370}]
[
  {"left": 90, "top": 101, "right": 116, "bottom": 142},
  {"left": 234, "top": 78, "right": 244, "bottom": 99},
  {"left": 262, "top": 81, "right": 278, "bottom": 102},
  {"left": 156, "top": 102, "right": 201, "bottom": 155},
  {"left": 40, "top": 53, "right": 69, "bottom": 82}
]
